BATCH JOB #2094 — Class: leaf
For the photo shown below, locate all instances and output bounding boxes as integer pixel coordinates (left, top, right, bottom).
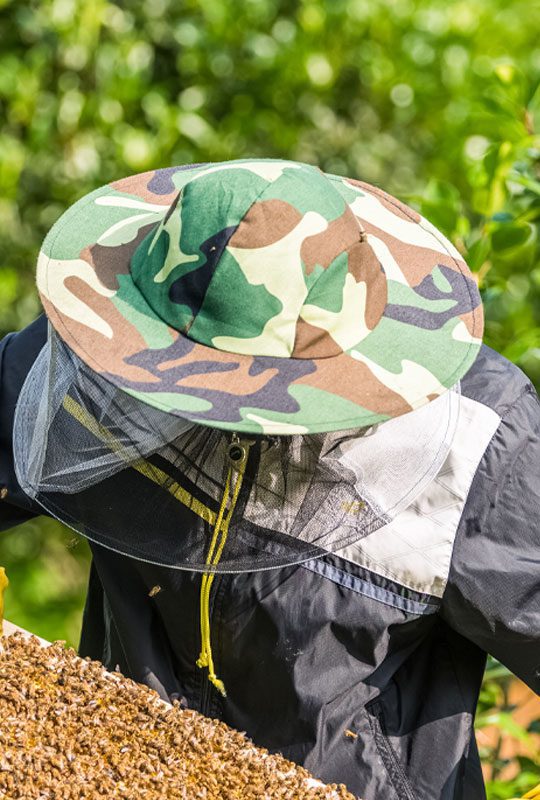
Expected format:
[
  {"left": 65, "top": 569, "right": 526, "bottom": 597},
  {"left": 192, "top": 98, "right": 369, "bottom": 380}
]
[
  {"left": 466, "top": 236, "right": 492, "bottom": 272},
  {"left": 491, "top": 221, "right": 536, "bottom": 255},
  {"left": 527, "top": 81, "right": 540, "bottom": 134},
  {"left": 478, "top": 712, "right": 535, "bottom": 747}
]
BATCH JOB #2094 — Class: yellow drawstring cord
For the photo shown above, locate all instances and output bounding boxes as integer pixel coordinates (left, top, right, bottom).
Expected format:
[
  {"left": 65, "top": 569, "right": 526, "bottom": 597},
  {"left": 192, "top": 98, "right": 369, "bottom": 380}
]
[
  {"left": 0, "top": 567, "right": 8, "bottom": 637},
  {"left": 518, "top": 784, "right": 540, "bottom": 800},
  {"left": 196, "top": 439, "right": 248, "bottom": 697}
]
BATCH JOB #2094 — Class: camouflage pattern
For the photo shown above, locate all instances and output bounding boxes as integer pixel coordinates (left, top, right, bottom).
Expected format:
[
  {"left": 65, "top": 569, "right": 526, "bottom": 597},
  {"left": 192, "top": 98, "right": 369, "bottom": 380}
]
[{"left": 36, "top": 158, "right": 484, "bottom": 434}]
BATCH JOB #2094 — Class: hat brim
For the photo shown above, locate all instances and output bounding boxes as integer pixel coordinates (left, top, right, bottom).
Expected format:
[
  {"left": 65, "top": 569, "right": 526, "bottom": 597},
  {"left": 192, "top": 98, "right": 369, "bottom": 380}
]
[{"left": 37, "top": 160, "right": 483, "bottom": 434}]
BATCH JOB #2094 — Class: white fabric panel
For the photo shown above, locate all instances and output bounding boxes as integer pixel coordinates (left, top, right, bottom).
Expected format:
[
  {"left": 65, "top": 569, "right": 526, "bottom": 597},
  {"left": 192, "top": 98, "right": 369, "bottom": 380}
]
[{"left": 336, "top": 395, "right": 502, "bottom": 596}]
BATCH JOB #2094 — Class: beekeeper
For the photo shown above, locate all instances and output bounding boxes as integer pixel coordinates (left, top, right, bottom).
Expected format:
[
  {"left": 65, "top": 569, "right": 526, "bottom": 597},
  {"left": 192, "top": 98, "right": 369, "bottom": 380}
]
[{"left": 1, "top": 159, "right": 538, "bottom": 800}]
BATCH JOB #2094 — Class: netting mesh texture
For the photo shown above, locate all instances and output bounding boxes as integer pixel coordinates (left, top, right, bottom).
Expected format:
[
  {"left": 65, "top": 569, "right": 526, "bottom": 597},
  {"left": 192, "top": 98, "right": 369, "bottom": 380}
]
[{"left": 13, "top": 324, "right": 460, "bottom": 573}]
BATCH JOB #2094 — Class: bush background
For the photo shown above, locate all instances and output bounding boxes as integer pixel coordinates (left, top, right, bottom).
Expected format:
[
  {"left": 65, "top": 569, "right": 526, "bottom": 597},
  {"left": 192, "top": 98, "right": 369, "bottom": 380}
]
[{"left": 0, "top": 0, "right": 539, "bottom": 795}]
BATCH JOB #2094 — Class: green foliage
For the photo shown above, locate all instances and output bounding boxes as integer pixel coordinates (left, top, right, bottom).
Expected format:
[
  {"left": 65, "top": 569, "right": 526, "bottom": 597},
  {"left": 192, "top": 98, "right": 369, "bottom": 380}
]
[
  {"left": 0, "top": 519, "right": 90, "bottom": 646},
  {"left": 0, "top": 1, "right": 539, "bottom": 796},
  {"left": 478, "top": 658, "right": 540, "bottom": 799}
]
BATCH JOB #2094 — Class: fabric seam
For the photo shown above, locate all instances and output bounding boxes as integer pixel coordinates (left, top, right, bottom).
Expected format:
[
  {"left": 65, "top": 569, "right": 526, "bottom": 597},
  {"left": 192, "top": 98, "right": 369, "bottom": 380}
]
[
  {"left": 365, "top": 700, "right": 418, "bottom": 800},
  {"left": 301, "top": 558, "right": 440, "bottom": 615},
  {"left": 327, "top": 173, "right": 481, "bottom": 386}
]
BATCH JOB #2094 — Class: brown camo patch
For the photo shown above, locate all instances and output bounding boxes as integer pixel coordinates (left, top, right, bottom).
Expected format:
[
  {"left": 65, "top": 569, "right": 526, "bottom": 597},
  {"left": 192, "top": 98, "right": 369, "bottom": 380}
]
[
  {"left": 294, "top": 351, "right": 414, "bottom": 417},
  {"left": 157, "top": 347, "right": 253, "bottom": 373},
  {"left": 82, "top": 225, "right": 154, "bottom": 292},
  {"left": 458, "top": 306, "right": 483, "bottom": 338},
  {"left": 228, "top": 199, "right": 302, "bottom": 249},
  {"left": 175, "top": 360, "right": 279, "bottom": 396},
  {"left": 158, "top": 348, "right": 281, "bottom": 397},
  {"left": 300, "top": 208, "right": 362, "bottom": 275},
  {"left": 292, "top": 318, "right": 343, "bottom": 358},
  {"left": 347, "top": 238, "right": 387, "bottom": 330},
  {"left": 110, "top": 171, "right": 178, "bottom": 205},
  {"left": 44, "top": 282, "right": 162, "bottom": 384},
  {"left": 359, "top": 219, "right": 466, "bottom": 286}
]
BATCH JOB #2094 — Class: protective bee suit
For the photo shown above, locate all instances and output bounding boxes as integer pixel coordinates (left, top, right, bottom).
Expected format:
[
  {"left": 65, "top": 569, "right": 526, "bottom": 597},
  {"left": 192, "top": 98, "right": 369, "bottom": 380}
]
[{"left": 1, "top": 159, "right": 538, "bottom": 800}]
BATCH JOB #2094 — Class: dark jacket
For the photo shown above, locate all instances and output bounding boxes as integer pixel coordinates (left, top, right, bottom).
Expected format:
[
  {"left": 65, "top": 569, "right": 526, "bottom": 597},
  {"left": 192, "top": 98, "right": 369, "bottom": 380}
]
[{"left": 1, "top": 314, "right": 539, "bottom": 800}]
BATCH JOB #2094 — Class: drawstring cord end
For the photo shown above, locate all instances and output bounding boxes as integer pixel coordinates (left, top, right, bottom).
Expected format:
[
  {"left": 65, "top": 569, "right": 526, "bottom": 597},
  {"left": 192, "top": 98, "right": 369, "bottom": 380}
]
[
  {"left": 197, "top": 652, "right": 227, "bottom": 697},
  {"left": 196, "top": 653, "right": 208, "bottom": 669},
  {"left": 208, "top": 673, "right": 227, "bottom": 697},
  {"left": 196, "top": 434, "right": 250, "bottom": 700}
]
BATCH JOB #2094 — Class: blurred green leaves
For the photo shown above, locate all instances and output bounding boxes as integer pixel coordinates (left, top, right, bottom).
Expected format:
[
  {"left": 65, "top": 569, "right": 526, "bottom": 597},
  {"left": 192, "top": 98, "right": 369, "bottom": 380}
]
[
  {"left": 0, "top": 518, "right": 90, "bottom": 646},
  {"left": 478, "top": 659, "right": 540, "bottom": 799}
]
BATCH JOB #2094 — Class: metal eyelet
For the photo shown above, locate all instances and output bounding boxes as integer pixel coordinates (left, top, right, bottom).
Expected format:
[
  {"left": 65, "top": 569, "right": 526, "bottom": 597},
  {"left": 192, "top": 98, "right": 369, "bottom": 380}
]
[
  {"left": 227, "top": 432, "right": 247, "bottom": 467},
  {"left": 227, "top": 442, "right": 247, "bottom": 465},
  {"left": 226, "top": 432, "right": 257, "bottom": 468}
]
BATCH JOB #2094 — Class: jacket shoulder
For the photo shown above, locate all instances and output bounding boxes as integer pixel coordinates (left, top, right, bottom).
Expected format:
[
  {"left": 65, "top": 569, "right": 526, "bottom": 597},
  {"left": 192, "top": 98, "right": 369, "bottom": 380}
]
[
  {"left": 459, "top": 343, "right": 538, "bottom": 414},
  {"left": 442, "top": 345, "right": 540, "bottom": 691},
  {"left": 334, "top": 344, "right": 539, "bottom": 600}
]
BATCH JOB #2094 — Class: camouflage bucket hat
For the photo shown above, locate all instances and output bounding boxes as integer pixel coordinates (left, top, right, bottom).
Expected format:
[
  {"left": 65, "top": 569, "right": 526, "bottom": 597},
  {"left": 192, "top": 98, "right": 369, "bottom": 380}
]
[{"left": 36, "top": 158, "right": 484, "bottom": 434}]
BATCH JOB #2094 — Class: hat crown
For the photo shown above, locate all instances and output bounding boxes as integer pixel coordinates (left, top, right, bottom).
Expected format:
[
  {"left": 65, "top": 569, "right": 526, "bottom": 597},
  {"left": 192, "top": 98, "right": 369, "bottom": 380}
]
[{"left": 130, "top": 160, "right": 386, "bottom": 359}]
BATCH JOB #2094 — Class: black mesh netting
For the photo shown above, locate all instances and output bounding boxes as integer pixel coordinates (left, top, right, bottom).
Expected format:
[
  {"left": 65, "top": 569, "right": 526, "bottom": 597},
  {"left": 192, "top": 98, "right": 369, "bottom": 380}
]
[{"left": 13, "top": 324, "right": 461, "bottom": 572}]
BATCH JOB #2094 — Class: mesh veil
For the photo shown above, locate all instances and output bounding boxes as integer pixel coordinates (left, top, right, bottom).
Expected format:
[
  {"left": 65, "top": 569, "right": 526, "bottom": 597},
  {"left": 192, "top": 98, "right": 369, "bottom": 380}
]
[{"left": 13, "top": 323, "right": 461, "bottom": 573}]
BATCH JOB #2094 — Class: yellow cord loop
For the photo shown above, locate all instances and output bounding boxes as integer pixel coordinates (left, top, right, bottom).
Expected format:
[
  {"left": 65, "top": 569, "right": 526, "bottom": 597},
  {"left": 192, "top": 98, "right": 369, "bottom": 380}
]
[
  {"left": 517, "top": 784, "right": 540, "bottom": 800},
  {"left": 196, "top": 435, "right": 250, "bottom": 697},
  {"left": 0, "top": 567, "right": 9, "bottom": 637}
]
